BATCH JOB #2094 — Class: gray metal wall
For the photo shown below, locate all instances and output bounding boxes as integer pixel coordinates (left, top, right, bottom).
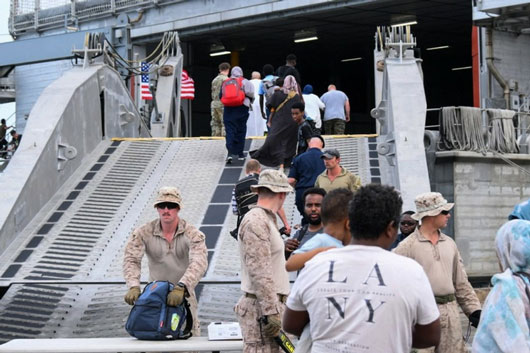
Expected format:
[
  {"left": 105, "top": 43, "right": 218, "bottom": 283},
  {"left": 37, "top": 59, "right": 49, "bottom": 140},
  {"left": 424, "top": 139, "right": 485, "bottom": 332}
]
[
  {"left": 14, "top": 60, "right": 73, "bottom": 132},
  {"left": 481, "top": 29, "right": 530, "bottom": 106}
]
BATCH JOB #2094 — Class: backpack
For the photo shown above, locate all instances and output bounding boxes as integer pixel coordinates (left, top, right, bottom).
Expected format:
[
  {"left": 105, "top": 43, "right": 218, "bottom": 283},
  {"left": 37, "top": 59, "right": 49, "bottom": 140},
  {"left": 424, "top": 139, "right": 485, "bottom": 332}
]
[
  {"left": 221, "top": 77, "right": 245, "bottom": 107},
  {"left": 125, "top": 281, "right": 193, "bottom": 340},
  {"left": 306, "top": 118, "right": 318, "bottom": 134},
  {"left": 229, "top": 174, "right": 259, "bottom": 239},
  {"left": 262, "top": 76, "right": 278, "bottom": 102}
]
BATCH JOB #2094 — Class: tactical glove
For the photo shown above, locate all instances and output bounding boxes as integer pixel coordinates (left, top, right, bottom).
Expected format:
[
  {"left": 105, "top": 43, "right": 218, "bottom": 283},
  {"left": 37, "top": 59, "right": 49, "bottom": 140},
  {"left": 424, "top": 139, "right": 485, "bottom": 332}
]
[
  {"left": 124, "top": 286, "right": 141, "bottom": 305},
  {"left": 167, "top": 285, "right": 185, "bottom": 306},
  {"left": 262, "top": 313, "right": 282, "bottom": 337},
  {"left": 469, "top": 310, "right": 481, "bottom": 328}
]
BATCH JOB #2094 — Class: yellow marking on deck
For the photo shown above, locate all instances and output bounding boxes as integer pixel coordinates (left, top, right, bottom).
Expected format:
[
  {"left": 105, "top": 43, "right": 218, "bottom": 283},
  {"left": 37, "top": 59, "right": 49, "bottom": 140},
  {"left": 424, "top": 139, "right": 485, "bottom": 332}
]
[{"left": 111, "top": 134, "right": 378, "bottom": 142}]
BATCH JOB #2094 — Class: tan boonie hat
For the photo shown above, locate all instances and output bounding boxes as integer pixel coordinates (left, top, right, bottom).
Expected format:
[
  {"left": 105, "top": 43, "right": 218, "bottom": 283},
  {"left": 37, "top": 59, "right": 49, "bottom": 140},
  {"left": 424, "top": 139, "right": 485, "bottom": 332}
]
[
  {"left": 153, "top": 187, "right": 182, "bottom": 208},
  {"left": 250, "top": 169, "right": 293, "bottom": 193},
  {"left": 412, "top": 192, "right": 454, "bottom": 221}
]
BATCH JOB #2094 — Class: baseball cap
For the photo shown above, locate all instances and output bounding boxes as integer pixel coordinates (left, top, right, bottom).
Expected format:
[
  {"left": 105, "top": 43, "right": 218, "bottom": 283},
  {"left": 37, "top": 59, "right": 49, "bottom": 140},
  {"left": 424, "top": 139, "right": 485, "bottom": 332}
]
[{"left": 321, "top": 148, "right": 340, "bottom": 159}]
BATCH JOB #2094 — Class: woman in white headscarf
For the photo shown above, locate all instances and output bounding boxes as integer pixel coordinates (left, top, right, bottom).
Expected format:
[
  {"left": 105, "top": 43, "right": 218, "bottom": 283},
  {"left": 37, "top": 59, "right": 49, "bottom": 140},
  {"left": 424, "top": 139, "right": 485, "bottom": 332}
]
[{"left": 472, "top": 219, "right": 530, "bottom": 352}]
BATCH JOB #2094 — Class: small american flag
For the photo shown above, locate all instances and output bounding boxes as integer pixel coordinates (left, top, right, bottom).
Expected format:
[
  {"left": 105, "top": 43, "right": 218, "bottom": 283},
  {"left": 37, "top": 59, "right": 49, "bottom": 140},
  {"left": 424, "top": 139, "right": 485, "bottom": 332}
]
[
  {"left": 140, "top": 62, "right": 153, "bottom": 100},
  {"left": 181, "top": 70, "right": 195, "bottom": 100}
]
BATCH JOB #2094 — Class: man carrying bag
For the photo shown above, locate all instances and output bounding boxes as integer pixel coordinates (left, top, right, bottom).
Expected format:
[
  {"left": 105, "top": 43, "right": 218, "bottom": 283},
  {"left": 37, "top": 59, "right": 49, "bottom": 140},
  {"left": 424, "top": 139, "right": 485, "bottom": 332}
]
[{"left": 123, "top": 187, "right": 208, "bottom": 337}]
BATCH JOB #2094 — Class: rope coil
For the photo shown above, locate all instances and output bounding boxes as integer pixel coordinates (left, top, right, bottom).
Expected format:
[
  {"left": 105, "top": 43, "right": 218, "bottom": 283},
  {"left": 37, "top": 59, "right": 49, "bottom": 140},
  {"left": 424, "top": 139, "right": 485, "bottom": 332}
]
[{"left": 438, "top": 106, "right": 519, "bottom": 154}]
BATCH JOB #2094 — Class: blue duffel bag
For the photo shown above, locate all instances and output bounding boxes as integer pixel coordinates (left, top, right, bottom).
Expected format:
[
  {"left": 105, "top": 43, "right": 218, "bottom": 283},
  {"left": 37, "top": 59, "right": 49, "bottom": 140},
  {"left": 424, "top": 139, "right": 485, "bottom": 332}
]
[{"left": 125, "top": 281, "right": 193, "bottom": 340}]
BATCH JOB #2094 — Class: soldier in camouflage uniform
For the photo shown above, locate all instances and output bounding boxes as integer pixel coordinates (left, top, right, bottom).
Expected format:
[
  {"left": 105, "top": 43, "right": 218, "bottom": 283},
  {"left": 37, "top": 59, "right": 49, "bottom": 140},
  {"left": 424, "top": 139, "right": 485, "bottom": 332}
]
[
  {"left": 211, "top": 62, "right": 230, "bottom": 136},
  {"left": 394, "top": 192, "right": 481, "bottom": 353},
  {"left": 235, "top": 169, "right": 293, "bottom": 353},
  {"left": 123, "top": 187, "right": 208, "bottom": 336}
]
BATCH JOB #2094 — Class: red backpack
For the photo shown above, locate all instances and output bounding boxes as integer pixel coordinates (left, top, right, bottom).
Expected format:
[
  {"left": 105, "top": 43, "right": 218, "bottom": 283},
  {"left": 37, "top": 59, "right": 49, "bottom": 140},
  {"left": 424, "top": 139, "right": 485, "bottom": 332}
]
[{"left": 221, "top": 77, "right": 245, "bottom": 107}]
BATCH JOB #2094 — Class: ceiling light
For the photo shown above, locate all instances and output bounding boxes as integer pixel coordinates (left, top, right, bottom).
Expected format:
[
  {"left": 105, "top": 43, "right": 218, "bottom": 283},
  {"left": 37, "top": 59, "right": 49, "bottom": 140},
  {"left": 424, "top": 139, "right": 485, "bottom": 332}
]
[
  {"left": 451, "top": 66, "right": 472, "bottom": 71},
  {"left": 426, "top": 45, "right": 450, "bottom": 51},
  {"left": 294, "top": 36, "right": 318, "bottom": 43},
  {"left": 294, "top": 29, "right": 318, "bottom": 43},
  {"left": 210, "top": 51, "right": 231, "bottom": 57},
  {"left": 341, "top": 57, "right": 362, "bottom": 62},
  {"left": 391, "top": 21, "right": 417, "bottom": 27}
]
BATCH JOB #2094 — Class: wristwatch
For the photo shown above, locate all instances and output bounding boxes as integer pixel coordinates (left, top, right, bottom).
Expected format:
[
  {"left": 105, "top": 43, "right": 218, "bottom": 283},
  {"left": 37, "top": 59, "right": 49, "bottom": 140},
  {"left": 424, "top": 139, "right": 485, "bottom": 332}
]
[{"left": 176, "top": 282, "right": 187, "bottom": 291}]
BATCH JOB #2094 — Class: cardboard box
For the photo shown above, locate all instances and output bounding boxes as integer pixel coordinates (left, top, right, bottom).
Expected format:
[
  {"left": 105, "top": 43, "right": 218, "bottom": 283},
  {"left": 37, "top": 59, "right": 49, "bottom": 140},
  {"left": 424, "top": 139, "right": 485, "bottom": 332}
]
[{"left": 207, "top": 322, "right": 243, "bottom": 340}]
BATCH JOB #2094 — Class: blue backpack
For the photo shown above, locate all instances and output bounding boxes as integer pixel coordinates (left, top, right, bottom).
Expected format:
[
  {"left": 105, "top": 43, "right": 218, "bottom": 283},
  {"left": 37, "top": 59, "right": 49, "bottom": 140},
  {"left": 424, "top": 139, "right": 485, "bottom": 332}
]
[{"left": 125, "top": 281, "right": 193, "bottom": 340}]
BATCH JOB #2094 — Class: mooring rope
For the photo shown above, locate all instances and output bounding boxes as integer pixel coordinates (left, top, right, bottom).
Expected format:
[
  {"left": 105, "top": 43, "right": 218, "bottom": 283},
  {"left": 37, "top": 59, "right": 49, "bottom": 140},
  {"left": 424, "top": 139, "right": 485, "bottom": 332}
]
[
  {"left": 439, "top": 107, "right": 519, "bottom": 154},
  {"left": 487, "top": 109, "right": 519, "bottom": 154}
]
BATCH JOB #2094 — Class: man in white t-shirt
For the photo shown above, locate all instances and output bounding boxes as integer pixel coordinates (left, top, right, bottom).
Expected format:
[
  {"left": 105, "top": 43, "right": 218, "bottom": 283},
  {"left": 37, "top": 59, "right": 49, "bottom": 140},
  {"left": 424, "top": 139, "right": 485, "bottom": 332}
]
[
  {"left": 283, "top": 184, "right": 440, "bottom": 353},
  {"left": 302, "top": 84, "right": 325, "bottom": 130}
]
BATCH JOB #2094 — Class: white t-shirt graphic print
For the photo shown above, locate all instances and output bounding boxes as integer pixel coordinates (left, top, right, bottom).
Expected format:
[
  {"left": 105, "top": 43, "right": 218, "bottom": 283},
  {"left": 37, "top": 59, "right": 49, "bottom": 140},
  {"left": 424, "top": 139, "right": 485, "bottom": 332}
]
[{"left": 287, "top": 245, "right": 439, "bottom": 353}]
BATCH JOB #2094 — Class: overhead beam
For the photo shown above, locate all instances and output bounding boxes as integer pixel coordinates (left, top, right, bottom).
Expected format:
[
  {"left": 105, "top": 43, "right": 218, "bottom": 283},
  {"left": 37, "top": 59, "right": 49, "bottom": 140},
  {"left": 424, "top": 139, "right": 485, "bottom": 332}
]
[
  {"left": 0, "top": 29, "right": 110, "bottom": 68},
  {"left": 131, "top": 0, "right": 390, "bottom": 40}
]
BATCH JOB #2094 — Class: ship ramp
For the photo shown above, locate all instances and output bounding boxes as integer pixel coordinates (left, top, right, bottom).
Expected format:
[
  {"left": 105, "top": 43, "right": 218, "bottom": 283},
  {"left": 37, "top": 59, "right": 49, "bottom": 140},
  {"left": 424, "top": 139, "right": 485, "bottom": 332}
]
[{"left": 0, "top": 135, "right": 378, "bottom": 344}]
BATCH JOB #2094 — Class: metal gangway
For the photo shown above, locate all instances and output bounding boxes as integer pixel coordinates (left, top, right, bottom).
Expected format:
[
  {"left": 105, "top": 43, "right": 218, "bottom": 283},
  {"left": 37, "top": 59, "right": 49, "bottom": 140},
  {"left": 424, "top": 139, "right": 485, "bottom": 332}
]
[{"left": 0, "top": 134, "right": 376, "bottom": 352}]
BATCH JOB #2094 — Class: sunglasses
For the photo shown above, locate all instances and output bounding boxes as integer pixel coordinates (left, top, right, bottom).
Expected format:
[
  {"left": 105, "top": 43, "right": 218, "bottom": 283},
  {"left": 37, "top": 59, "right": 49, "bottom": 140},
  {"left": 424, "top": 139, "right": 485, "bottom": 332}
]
[
  {"left": 156, "top": 202, "right": 178, "bottom": 210},
  {"left": 400, "top": 221, "right": 416, "bottom": 226},
  {"left": 440, "top": 210, "right": 450, "bottom": 215}
]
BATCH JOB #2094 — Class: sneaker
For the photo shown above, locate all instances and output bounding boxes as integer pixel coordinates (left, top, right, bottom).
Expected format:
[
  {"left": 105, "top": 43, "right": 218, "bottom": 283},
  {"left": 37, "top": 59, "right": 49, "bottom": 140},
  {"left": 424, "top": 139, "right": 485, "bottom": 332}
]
[
  {"left": 226, "top": 156, "right": 232, "bottom": 164},
  {"left": 238, "top": 153, "right": 246, "bottom": 161}
]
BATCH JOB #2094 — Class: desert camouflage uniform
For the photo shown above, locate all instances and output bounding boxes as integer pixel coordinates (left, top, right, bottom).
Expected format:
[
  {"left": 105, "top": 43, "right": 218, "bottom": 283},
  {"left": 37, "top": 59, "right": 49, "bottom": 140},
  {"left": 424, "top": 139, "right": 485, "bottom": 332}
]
[
  {"left": 211, "top": 73, "right": 227, "bottom": 136},
  {"left": 394, "top": 228, "right": 481, "bottom": 353},
  {"left": 236, "top": 206, "right": 290, "bottom": 353},
  {"left": 123, "top": 218, "right": 208, "bottom": 336}
]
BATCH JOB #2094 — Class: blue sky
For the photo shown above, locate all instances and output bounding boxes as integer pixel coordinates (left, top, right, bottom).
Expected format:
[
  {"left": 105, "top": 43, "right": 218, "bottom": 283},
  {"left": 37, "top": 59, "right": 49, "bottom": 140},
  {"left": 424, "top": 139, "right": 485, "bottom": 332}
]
[{"left": 0, "top": 2, "right": 10, "bottom": 44}]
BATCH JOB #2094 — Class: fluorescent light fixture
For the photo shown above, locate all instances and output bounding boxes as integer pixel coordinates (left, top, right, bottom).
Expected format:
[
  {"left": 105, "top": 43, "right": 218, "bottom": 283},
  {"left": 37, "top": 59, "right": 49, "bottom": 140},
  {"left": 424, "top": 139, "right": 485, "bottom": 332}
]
[
  {"left": 294, "top": 36, "right": 318, "bottom": 43},
  {"left": 209, "top": 51, "right": 231, "bottom": 57},
  {"left": 391, "top": 21, "right": 417, "bottom": 27},
  {"left": 426, "top": 45, "right": 450, "bottom": 51},
  {"left": 341, "top": 57, "right": 362, "bottom": 62},
  {"left": 451, "top": 66, "right": 472, "bottom": 71}
]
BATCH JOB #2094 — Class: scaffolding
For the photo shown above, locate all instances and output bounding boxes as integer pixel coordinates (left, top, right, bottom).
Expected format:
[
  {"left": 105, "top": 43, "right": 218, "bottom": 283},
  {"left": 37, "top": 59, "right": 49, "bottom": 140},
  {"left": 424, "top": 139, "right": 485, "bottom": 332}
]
[{"left": 9, "top": 0, "right": 165, "bottom": 35}]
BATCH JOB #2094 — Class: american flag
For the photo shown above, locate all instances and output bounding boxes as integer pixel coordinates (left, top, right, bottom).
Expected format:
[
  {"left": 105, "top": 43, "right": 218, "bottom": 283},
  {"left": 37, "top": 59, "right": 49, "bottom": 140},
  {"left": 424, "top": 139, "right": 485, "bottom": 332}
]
[
  {"left": 140, "top": 62, "right": 153, "bottom": 100},
  {"left": 181, "top": 70, "right": 195, "bottom": 100}
]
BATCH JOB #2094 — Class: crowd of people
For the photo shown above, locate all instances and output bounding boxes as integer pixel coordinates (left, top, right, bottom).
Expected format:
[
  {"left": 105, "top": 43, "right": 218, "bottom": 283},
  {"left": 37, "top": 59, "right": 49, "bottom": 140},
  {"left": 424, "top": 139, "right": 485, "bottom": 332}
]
[
  {"left": 210, "top": 54, "right": 351, "bottom": 167},
  {"left": 122, "top": 158, "right": 530, "bottom": 352},
  {"left": 116, "top": 53, "right": 530, "bottom": 353}
]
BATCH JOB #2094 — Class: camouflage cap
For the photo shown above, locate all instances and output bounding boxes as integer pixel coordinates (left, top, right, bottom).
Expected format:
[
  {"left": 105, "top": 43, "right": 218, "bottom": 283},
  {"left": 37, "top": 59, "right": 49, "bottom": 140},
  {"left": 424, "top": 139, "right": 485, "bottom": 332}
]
[
  {"left": 153, "top": 187, "right": 182, "bottom": 208},
  {"left": 250, "top": 169, "right": 293, "bottom": 193},
  {"left": 412, "top": 192, "right": 454, "bottom": 221},
  {"left": 321, "top": 148, "right": 340, "bottom": 159}
]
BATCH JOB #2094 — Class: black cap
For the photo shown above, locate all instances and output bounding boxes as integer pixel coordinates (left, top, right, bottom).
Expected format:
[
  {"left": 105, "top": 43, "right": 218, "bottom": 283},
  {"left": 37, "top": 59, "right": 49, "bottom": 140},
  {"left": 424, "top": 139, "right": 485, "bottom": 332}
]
[{"left": 321, "top": 148, "right": 340, "bottom": 159}]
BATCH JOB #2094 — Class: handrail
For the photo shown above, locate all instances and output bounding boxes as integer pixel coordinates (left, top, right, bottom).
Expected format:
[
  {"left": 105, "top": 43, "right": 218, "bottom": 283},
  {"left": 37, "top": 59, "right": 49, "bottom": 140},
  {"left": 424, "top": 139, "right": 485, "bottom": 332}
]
[{"left": 0, "top": 336, "right": 243, "bottom": 353}]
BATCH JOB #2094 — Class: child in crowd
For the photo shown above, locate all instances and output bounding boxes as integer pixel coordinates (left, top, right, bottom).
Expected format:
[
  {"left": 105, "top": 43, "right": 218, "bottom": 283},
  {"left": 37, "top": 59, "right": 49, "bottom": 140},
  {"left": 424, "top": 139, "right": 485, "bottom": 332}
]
[
  {"left": 285, "top": 188, "right": 353, "bottom": 353},
  {"left": 285, "top": 187, "right": 353, "bottom": 272}
]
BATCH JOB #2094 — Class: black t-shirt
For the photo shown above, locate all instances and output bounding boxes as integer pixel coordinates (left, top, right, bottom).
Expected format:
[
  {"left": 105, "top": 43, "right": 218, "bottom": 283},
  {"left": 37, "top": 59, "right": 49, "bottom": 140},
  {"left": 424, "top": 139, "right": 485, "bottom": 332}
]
[
  {"left": 297, "top": 120, "right": 315, "bottom": 155},
  {"left": 276, "top": 65, "right": 301, "bottom": 85}
]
